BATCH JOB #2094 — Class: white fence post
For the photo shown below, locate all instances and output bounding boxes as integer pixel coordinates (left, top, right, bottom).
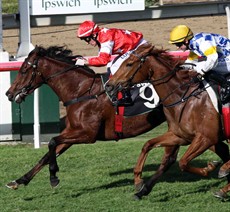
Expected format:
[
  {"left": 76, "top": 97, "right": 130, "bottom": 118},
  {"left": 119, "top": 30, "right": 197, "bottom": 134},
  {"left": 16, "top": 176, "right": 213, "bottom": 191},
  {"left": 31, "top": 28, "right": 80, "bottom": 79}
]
[
  {"left": 17, "top": 0, "right": 34, "bottom": 58},
  {"left": 17, "top": 0, "right": 40, "bottom": 148}
]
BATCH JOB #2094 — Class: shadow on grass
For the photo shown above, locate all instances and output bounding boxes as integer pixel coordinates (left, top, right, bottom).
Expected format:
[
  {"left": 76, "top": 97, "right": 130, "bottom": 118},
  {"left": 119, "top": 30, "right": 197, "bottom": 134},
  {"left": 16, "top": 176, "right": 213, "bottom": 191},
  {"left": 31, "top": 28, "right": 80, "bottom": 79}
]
[
  {"left": 110, "top": 159, "right": 221, "bottom": 182},
  {"left": 66, "top": 159, "right": 228, "bottom": 200}
]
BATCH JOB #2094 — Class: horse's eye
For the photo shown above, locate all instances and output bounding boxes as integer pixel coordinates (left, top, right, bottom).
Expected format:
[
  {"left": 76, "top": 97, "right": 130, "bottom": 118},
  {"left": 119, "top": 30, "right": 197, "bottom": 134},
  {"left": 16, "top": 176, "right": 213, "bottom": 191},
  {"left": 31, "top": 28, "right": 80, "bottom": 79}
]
[
  {"left": 127, "top": 63, "right": 133, "bottom": 67},
  {"left": 20, "top": 70, "right": 27, "bottom": 75}
]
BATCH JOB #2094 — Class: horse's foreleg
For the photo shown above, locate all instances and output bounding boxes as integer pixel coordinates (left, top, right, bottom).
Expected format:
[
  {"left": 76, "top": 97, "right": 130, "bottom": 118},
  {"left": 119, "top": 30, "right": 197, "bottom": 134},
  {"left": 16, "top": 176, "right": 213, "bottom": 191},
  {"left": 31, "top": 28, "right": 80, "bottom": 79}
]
[
  {"left": 48, "top": 138, "right": 60, "bottom": 187},
  {"left": 134, "top": 145, "right": 179, "bottom": 191},
  {"left": 134, "top": 145, "right": 179, "bottom": 200},
  {"left": 133, "top": 132, "right": 183, "bottom": 200},
  {"left": 6, "top": 143, "right": 72, "bottom": 190}
]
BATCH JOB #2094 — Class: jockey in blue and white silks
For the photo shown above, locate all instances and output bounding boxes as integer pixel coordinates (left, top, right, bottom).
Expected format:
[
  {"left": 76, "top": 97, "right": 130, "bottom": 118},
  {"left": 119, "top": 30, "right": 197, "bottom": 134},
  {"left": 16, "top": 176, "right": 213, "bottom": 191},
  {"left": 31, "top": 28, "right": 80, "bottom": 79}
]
[
  {"left": 169, "top": 25, "right": 230, "bottom": 104},
  {"left": 187, "top": 32, "right": 230, "bottom": 75}
]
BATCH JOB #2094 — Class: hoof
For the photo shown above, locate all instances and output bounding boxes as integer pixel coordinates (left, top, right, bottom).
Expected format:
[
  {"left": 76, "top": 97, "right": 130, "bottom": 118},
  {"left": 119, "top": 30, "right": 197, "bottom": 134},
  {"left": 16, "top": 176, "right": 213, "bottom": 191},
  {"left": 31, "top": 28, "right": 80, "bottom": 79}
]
[
  {"left": 5, "top": 181, "right": 19, "bottom": 190},
  {"left": 218, "top": 169, "right": 230, "bottom": 178},
  {"left": 135, "top": 179, "right": 144, "bottom": 192},
  {"left": 133, "top": 193, "right": 142, "bottom": 201},
  {"left": 209, "top": 161, "right": 222, "bottom": 168},
  {"left": 50, "top": 177, "right": 60, "bottom": 188},
  {"left": 213, "top": 190, "right": 228, "bottom": 200},
  {"left": 133, "top": 183, "right": 150, "bottom": 200}
]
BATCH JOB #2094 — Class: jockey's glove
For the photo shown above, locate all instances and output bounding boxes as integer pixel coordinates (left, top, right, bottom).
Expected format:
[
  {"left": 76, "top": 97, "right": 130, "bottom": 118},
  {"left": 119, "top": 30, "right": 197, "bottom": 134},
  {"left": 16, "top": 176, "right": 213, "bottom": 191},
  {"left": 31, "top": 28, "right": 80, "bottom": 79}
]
[{"left": 75, "top": 58, "right": 85, "bottom": 66}]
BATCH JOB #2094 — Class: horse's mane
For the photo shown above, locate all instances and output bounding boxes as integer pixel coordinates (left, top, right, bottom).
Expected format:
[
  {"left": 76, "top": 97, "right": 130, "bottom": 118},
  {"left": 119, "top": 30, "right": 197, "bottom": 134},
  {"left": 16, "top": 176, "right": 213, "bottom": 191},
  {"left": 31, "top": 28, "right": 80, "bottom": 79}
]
[
  {"left": 149, "top": 47, "right": 195, "bottom": 82},
  {"left": 33, "top": 45, "right": 96, "bottom": 75},
  {"left": 149, "top": 48, "right": 180, "bottom": 70}
]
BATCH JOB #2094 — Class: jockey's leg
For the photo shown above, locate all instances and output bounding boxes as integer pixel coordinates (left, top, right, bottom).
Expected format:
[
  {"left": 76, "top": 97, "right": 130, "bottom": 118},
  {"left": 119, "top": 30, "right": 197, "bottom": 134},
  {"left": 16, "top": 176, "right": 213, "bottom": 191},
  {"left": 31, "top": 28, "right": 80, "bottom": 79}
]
[{"left": 205, "top": 72, "right": 230, "bottom": 104}]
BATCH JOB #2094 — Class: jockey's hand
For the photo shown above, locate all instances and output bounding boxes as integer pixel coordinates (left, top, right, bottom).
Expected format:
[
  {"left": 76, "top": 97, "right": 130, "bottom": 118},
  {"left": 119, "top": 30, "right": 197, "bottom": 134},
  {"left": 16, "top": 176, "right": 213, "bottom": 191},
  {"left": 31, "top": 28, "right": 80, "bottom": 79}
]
[{"left": 75, "top": 58, "right": 85, "bottom": 66}]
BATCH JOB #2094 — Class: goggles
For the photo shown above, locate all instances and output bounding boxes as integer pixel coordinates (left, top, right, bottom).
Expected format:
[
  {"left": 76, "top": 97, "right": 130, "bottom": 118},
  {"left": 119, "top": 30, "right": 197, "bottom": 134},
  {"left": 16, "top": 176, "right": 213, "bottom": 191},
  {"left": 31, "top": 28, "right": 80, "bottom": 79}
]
[
  {"left": 80, "top": 36, "right": 92, "bottom": 43},
  {"left": 175, "top": 42, "right": 184, "bottom": 48}
]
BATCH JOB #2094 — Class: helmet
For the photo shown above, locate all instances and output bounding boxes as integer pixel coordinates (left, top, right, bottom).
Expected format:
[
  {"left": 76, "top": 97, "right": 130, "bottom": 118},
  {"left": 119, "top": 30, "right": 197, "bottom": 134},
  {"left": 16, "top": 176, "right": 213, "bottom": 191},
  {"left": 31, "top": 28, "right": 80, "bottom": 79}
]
[
  {"left": 77, "top": 20, "right": 100, "bottom": 38},
  {"left": 169, "top": 25, "right": 193, "bottom": 44}
]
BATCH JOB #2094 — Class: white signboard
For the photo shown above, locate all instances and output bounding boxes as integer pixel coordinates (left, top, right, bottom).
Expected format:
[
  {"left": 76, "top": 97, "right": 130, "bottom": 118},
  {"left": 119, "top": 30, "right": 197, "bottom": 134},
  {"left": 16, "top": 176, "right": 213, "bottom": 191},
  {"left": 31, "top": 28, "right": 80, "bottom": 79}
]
[{"left": 29, "top": 0, "right": 145, "bottom": 15}]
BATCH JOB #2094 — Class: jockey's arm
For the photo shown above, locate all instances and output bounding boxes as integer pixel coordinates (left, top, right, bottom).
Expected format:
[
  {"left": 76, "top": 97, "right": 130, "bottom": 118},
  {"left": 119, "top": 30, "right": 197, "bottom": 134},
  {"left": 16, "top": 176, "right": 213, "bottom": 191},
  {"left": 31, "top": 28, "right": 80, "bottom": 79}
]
[
  {"left": 88, "top": 41, "right": 114, "bottom": 66},
  {"left": 184, "top": 46, "right": 218, "bottom": 75}
]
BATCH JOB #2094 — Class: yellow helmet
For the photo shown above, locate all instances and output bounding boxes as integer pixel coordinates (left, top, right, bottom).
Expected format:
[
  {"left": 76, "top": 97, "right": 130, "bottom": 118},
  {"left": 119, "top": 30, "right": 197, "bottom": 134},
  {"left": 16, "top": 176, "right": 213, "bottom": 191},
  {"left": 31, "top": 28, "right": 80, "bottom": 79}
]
[{"left": 169, "top": 25, "right": 193, "bottom": 44}]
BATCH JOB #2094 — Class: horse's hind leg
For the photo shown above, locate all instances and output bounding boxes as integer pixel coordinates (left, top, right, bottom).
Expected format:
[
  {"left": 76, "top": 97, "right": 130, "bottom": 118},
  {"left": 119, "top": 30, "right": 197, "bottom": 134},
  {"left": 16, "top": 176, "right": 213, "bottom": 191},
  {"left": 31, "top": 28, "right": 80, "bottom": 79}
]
[
  {"left": 6, "top": 143, "right": 72, "bottom": 190},
  {"left": 201, "top": 142, "right": 230, "bottom": 176},
  {"left": 213, "top": 183, "right": 230, "bottom": 200},
  {"left": 219, "top": 160, "right": 230, "bottom": 178}
]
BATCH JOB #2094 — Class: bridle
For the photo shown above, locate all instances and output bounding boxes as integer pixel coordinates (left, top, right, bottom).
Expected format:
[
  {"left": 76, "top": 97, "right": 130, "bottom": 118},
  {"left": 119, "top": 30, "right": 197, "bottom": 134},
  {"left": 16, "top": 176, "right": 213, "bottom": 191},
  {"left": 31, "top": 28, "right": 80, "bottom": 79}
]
[
  {"left": 19, "top": 57, "right": 75, "bottom": 95},
  {"left": 17, "top": 58, "right": 42, "bottom": 96}
]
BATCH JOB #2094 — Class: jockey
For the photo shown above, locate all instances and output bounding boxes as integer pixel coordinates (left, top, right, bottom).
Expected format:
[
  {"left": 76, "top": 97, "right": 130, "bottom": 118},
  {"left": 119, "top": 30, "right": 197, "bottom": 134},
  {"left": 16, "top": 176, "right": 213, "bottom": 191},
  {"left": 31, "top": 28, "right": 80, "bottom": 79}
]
[
  {"left": 169, "top": 24, "right": 230, "bottom": 104},
  {"left": 76, "top": 20, "right": 148, "bottom": 106}
]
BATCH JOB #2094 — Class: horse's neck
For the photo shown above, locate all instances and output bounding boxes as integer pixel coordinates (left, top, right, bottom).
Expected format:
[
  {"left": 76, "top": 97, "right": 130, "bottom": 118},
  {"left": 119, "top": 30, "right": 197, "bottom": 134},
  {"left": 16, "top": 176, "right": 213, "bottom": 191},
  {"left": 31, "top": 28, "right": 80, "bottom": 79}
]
[
  {"left": 155, "top": 72, "right": 190, "bottom": 106},
  {"left": 45, "top": 66, "right": 100, "bottom": 103}
]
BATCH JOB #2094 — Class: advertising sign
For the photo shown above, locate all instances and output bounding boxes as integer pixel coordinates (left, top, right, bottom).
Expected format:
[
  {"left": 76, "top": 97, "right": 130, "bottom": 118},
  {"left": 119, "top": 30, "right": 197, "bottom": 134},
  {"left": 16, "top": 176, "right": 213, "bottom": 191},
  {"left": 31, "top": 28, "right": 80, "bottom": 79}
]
[{"left": 29, "top": 0, "right": 145, "bottom": 15}]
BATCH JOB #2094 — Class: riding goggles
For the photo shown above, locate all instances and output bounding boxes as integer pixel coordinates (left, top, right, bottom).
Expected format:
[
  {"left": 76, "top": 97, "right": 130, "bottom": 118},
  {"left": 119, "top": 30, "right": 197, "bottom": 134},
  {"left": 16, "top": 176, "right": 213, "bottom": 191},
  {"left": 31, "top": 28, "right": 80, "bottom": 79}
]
[
  {"left": 175, "top": 42, "right": 184, "bottom": 48},
  {"left": 80, "top": 36, "right": 92, "bottom": 43}
]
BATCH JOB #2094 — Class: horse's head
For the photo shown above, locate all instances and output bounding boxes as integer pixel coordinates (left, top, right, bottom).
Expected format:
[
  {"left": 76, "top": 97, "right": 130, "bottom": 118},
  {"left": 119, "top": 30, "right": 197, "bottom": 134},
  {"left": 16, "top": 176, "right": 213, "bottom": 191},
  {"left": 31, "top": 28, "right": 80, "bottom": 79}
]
[
  {"left": 105, "top": 43, "right": 155, "bottom": 98},
  {"left": 5, "top": 47, "right": 46, "bottom": 103},
  {"left": 6, "top": 45, "right": 75, "bottom": 103}
]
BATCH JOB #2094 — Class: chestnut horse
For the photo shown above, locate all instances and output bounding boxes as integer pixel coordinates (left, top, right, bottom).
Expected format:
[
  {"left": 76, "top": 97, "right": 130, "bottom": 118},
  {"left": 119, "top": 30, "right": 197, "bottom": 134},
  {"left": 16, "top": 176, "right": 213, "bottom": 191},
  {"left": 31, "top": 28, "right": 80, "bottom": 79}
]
[
  {"left": 5, "top": 46, "right": 167, "bottom": 191},
  {"left": 105, "top": 43, "right": 230, "bottom": 200}
]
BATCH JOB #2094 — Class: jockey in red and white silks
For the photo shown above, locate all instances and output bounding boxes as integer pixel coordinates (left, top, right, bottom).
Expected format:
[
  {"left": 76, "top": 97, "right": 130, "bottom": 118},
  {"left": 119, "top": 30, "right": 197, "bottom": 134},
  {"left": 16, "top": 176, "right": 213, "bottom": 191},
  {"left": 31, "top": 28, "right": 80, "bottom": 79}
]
[{"left": 76, "top": 20, "right": 148, "bottom": 75}]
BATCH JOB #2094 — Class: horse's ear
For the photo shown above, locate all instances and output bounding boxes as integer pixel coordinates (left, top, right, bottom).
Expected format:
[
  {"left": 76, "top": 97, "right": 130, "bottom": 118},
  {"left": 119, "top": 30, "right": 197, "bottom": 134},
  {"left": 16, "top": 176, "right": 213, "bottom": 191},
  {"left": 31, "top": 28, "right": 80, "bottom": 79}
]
[{"left": 140, "top": 43, "right": 154, "bottom": 55}]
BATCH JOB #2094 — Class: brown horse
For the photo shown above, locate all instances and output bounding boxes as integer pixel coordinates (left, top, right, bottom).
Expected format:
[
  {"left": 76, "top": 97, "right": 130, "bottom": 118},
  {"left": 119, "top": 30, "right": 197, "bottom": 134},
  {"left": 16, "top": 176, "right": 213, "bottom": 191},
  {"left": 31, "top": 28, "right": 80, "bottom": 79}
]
[
  {"left": 5, "top": 45, "right": 167, "bottom": 191},
  {"left": 105, "top": 43, "right": 230, "bottom": 200}
]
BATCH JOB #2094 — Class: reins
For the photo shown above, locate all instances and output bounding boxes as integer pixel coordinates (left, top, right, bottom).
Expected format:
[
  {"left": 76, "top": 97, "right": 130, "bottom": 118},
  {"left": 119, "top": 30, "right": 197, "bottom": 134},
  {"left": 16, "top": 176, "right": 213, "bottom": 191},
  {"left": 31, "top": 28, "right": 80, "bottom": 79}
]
[{"left": 44, "top": 64, "right": 77, "bottom": 82}]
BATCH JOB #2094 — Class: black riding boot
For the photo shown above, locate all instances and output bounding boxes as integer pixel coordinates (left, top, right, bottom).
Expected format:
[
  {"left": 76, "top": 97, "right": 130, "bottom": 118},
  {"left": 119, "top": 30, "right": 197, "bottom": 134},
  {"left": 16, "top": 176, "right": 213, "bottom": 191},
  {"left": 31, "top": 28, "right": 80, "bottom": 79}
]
[
  {"left": 206, "top": 73, "right": 230, "bottom": 104},
  {"left": 117, "top": 89, "right": 133, "bottom": 106}
]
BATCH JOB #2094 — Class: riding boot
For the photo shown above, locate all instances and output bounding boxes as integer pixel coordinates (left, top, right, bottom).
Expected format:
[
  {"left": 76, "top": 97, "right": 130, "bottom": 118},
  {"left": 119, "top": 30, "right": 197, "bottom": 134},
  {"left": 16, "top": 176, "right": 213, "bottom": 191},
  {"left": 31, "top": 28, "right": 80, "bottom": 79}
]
[
  {"left": 206, "top": 73, "right": 230, "bottom": 104},
  {"left": 117, "top": 89, "right": 133, "bottom": 106}
]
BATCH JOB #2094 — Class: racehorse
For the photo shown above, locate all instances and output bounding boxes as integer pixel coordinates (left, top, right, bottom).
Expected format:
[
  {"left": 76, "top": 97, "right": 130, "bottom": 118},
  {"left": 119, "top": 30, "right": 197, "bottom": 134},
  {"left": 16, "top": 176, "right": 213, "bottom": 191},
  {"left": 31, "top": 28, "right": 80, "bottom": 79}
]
[
  {"left": 5, "top": 45, "right": 167, "bottom": 191},
  {"left": 105, "top": 43, "right": 230, "bottom": 200}
]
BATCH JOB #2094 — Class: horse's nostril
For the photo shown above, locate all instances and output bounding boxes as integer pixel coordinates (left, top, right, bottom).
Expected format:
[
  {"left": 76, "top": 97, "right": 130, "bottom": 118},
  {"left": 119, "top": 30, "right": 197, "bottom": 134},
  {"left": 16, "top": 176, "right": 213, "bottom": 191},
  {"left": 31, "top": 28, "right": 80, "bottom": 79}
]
[{"left": 6, "top": 92, "right": 13, "bottom": 101}]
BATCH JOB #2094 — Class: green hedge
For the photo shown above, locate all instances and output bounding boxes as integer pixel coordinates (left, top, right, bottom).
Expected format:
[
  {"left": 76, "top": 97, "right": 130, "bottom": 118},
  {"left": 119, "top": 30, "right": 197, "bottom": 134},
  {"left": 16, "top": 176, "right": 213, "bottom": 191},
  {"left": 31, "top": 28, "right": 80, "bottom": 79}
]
[{"left": 2, "top": 0, "right": 18, "bottom": 14}]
